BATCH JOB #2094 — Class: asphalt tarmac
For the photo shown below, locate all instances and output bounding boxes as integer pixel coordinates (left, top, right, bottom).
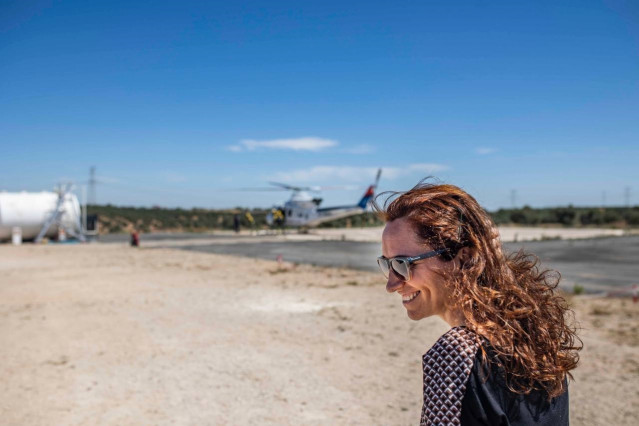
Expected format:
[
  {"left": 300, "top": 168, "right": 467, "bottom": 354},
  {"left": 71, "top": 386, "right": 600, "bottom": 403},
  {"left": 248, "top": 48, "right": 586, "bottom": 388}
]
[
  {"left": 163, "top": 235, "right": 637, "bottom": 293},
  {"left": 102, "top": 232, "right": 638, "bottom": 293}
]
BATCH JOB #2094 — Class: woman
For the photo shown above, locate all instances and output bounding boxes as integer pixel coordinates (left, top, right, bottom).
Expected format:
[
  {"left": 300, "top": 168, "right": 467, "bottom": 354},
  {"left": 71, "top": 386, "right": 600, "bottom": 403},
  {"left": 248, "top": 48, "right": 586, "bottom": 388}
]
[{"left": 374, "top": 181, "right": 581, "bottom": 426}]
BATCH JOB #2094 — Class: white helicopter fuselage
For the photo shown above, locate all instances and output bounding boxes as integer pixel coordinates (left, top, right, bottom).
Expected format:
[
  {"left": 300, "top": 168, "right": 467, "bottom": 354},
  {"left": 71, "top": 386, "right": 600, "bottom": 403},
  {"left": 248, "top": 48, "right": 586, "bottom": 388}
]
[{"left": 281, "top": 191, "right": 321, "bottom": 227}]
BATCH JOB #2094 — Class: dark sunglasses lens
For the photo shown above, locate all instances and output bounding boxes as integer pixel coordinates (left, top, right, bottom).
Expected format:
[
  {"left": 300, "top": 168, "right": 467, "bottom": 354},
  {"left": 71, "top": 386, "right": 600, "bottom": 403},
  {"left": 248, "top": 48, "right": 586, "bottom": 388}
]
[
  {"left": 377, "top": 258, "right": 390, "bottom": 278},
  {"left": 391, "top": 259, "right": 410, "bottom": 280}
]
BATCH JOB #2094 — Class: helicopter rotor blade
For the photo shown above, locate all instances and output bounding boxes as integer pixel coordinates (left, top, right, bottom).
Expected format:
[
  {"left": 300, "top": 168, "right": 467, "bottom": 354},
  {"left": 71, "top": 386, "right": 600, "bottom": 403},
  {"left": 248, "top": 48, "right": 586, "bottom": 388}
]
[
  {"left": 269, "top": 183, "right": 363, "bottom": 192},
  {"left": 312, "top": 185, "right": 361, "bottom": 191},
  {"left": 268, "top": 182, "right": 310, "bottom": 191},
  {"left": 231, "top": 187, "right": 290, "bottom": 192}
]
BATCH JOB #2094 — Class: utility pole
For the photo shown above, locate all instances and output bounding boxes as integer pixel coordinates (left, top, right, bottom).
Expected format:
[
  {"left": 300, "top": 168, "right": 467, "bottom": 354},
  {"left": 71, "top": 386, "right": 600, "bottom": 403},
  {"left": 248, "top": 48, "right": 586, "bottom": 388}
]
[
  {"left": 82, "top": 185, "right": 87, "bottom": 233},
  {"left": 624, "top": 186, "right": 631, "bottom": 207},
  {"left": 601, "top": 190, "right": 606, "bottom": 207},
  {"left": 510, "top": 189, "right": 517, "bottom": 209},
  {"left": 89, "top": 166, "right": 96, "bottom": 205}
]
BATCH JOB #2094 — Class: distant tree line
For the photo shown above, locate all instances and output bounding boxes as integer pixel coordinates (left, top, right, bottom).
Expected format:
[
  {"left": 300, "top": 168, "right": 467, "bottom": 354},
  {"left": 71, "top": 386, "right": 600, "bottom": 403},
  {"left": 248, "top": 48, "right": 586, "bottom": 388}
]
[
  {"left": 88, "top": 204, "right": 639, "bottom": 234},
  {"left": 491, "top": 205, "right": 639, "bottom": 227},
  {"left": 89, "top": 204, "right": 271, "bottom": 234}
]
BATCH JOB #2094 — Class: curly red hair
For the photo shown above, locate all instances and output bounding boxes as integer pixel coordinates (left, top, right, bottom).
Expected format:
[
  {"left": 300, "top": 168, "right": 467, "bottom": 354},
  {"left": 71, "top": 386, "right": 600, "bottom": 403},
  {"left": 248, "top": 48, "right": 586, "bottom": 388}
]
[{"left": 375, "top": 180, "right": 581, "bottom": 398}]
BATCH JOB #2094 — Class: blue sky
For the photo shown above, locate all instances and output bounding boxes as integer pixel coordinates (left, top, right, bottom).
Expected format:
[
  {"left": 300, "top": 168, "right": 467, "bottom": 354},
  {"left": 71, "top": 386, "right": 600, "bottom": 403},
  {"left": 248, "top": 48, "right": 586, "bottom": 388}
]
[{"left": 1, "top": 0, "right": 638, "bottom": 210}]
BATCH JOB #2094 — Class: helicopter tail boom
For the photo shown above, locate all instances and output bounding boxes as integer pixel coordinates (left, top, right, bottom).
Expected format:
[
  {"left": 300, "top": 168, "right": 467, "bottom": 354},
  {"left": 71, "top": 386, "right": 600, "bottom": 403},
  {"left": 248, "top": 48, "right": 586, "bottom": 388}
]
[{"left": 356, "top": 168, "right": 381, "bottom": 209}]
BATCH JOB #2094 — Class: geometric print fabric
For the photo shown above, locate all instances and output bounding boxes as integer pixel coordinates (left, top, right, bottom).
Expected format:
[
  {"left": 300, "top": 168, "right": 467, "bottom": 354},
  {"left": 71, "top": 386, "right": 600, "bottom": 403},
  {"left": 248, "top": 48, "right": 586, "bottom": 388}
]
[{"left": 420, "top": 327, "right": 480, "bottom": 425}]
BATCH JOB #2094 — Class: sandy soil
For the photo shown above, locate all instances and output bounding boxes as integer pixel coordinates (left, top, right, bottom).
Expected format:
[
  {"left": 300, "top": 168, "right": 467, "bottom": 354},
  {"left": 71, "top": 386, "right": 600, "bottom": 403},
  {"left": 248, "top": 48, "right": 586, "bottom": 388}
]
[{"left": 1, "top": 243, "right": 637, "bottom": 425}]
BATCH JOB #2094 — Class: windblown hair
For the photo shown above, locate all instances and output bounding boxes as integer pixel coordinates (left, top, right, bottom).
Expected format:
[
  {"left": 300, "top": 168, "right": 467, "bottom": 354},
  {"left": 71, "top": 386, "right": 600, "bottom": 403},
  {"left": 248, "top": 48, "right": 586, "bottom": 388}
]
[{"left": 374, "top": 180, "right": 581, "bottom": 398}]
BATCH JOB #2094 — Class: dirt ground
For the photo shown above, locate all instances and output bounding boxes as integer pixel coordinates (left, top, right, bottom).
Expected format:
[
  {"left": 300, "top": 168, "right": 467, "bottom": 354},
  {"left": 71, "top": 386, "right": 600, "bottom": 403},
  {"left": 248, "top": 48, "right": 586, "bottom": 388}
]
[{"left": 1, "top": 243, "right": 638, "bottom": 425}]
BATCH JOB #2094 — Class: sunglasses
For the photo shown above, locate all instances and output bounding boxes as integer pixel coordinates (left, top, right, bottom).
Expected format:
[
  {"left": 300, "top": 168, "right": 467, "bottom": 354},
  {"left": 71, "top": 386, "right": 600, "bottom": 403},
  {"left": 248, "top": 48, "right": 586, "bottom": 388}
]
[{"left": 376, "top": 248, "right": 448, "bottom": 281}]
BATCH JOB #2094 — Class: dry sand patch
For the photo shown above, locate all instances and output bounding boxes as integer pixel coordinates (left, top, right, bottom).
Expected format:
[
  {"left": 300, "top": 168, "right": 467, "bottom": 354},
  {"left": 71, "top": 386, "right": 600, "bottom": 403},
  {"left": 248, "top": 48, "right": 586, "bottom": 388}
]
[{"left": 0, "top": 243, "right": 637, "bottom": 425}]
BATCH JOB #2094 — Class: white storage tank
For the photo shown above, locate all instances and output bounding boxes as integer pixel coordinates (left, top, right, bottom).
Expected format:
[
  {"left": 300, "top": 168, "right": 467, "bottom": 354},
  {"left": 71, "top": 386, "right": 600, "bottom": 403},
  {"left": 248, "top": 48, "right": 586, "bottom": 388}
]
[{"left": 0, "top": 191, "right": 82, "bottom": 241}]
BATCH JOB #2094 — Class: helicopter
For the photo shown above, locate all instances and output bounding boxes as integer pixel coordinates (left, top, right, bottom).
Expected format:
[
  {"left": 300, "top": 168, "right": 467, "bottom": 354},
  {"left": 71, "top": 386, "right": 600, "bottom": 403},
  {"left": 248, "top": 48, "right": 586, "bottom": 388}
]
[{"left": 265, "top": 169, "right": 382, "bottom": 228}]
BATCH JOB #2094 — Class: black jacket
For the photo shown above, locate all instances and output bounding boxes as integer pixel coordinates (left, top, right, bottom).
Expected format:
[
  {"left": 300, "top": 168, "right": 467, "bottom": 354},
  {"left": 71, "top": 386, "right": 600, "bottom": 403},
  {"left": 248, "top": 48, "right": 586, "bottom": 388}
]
[{"left": 460, "top": 349, "right": 569, "bottom": 426}]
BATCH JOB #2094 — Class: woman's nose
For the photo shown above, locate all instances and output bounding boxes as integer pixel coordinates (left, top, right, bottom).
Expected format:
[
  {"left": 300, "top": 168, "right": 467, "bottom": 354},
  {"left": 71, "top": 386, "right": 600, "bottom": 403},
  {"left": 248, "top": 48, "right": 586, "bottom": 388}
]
[{"left": 386, "top": 273, "right": 403, "bottom": 293}]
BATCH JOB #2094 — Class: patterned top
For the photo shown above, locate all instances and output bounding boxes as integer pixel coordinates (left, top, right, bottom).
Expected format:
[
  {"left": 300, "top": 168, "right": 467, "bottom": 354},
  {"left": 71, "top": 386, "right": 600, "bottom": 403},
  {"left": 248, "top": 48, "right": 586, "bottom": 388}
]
[
  {"left": 421, "top": 327, "right": 480, "bottom": 426},
  {"left": 421, "top": 327, "right": 570, "bottom": 426}
]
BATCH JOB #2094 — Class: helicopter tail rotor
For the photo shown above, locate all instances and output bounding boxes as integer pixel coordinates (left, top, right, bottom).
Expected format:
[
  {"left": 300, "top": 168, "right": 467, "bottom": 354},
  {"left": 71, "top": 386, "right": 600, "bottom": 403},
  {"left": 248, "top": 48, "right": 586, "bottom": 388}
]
[{"left": 356, "top": 168, "right": 382, "bottom": 209}]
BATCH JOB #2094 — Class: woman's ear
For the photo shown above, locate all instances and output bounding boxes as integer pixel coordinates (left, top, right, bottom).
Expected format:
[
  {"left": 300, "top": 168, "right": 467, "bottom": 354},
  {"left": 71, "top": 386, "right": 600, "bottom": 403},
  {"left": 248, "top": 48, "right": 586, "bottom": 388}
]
[{"left": 454, "top": 246, "right": 471, "bottom": 269}]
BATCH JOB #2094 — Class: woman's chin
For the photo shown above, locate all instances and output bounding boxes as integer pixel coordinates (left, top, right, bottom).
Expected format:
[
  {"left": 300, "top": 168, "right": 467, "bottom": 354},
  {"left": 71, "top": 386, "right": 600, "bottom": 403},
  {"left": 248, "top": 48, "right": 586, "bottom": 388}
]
[{"left": 406, "top": 308, "right": 425, "bottom": 321}]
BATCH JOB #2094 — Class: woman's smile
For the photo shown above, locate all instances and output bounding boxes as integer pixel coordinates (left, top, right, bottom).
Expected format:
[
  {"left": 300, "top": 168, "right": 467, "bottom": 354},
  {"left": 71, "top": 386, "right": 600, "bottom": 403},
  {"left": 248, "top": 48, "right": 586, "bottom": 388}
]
[{"left": 401, "top": 290, "right": 421, "bottom": 304}]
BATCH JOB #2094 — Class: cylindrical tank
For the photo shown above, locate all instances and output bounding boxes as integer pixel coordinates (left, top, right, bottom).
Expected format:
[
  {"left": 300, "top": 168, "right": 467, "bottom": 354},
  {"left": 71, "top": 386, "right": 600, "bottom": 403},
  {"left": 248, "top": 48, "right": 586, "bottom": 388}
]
[{"left": 0, "top": 191, "right": 81, "bottom": 241}]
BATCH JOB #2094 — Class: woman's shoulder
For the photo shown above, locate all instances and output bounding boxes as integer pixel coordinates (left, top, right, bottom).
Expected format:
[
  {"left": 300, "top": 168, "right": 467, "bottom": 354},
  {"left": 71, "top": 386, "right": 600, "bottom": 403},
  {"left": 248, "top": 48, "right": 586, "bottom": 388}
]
[
  {"left": 421, "top": 327, "right": 481, "bottom": 425},
  {"left": 422, "top": 326, "right": 481, "bottom": 391},
  {"left": 423, "top": 326, "right": 481, "bottom": 362}
]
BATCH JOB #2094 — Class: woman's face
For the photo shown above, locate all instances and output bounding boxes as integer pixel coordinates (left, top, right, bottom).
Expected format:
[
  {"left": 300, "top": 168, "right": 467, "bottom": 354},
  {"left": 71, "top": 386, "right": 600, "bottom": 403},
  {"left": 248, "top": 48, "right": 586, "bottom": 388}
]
[{"left": 381, "top": 217, "right": 456, "bottom": 323}]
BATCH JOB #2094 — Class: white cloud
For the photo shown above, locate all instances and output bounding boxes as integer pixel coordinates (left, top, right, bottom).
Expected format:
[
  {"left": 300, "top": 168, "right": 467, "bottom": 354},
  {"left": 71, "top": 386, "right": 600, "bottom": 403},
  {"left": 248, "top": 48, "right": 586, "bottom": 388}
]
[
  {"left": 476, "top": 147, "right": 497, "bottom": 155},
  {"left": 228, "top": 137, "right": 338, "bottom": 152},
  {"left": 270, "top": 164, "right": 449, "bottom": 183}
]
